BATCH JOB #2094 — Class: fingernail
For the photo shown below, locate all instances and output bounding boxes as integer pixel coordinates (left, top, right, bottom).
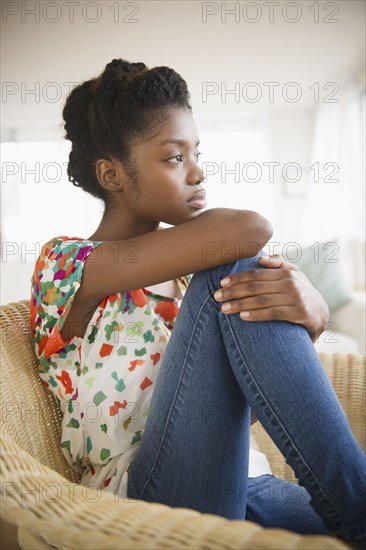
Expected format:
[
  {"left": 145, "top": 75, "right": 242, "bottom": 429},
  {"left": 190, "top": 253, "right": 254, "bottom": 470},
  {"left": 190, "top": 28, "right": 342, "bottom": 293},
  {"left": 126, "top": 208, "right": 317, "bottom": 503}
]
[
  {"left": 214, "top": 290, "right": 222, "bottom": 300},
  {"left": 240, "top": 311, "right": 250, "bottom": 319},
  {"left": 222, "top": 303, "right": 232, "bottom": 312},
  {"left": 220, "top": 278, "right": 230, "bottom": 286}
]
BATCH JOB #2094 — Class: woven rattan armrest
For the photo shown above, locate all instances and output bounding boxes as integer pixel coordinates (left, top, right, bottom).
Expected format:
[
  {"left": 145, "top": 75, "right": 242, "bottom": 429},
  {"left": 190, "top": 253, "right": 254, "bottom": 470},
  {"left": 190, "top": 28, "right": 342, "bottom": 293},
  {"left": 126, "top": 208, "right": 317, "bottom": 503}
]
[{"left": 1, "top": 428, "right": 349, "bottom": 550}]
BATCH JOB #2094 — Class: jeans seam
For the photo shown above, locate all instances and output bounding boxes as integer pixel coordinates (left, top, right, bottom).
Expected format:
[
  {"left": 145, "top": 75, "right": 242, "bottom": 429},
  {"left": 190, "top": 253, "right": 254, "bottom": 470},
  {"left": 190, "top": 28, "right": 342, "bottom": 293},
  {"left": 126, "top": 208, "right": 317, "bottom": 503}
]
[
  {"left": 223, "top": 311, "right": 342, "bottom": 527},
  {"left": 135, "top": 291, "right": 213, "bottom": 500}
]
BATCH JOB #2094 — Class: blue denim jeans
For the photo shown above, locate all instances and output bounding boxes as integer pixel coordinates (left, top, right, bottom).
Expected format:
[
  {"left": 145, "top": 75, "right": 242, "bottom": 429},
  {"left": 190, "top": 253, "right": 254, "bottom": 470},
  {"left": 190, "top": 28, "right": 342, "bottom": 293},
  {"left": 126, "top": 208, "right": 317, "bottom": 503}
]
[{"left": 127, "top": 255, "right": 366, "bottom": 546}]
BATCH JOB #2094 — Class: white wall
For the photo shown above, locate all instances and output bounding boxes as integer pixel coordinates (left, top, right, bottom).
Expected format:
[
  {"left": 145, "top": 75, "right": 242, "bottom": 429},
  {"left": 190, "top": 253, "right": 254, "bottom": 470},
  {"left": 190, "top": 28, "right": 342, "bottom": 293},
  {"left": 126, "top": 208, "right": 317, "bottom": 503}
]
[
  {"left": 268, "top": 108, "right": 317, "bottom": 246},
  {"left": 1, "top": 0, "right": 365, "bottom": 127}
]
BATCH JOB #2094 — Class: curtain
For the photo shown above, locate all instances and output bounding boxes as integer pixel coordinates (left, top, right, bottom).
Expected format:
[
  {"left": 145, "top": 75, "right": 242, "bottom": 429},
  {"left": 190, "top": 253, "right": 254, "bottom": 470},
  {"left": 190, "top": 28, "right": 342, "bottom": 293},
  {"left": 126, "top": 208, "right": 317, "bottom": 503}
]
[{"left": 302, "top": 71, "right": 365, "bottom": 289}]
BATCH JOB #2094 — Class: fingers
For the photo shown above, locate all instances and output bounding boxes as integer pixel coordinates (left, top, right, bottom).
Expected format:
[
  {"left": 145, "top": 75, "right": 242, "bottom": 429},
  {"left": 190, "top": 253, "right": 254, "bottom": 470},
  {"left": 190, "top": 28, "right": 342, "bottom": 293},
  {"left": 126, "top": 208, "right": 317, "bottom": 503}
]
[
  {"left": 219, "top": 263, "right": 300, "bottom": 290},
  {"left": 258, "top": 255, "right": 283, "bottom": 267},
  {"left": 215, "top": 271, "right": 302, "bottom": 302},
  {"left": 220, "top": 268, "right": 283, "bottom": 289},
  {"left": 215, "top": 292, "right": 296, "bottom": 317},
  {"left": 214, "top": 262, "right": 311, "bottom": 326},
  {"left": 258, "top": 255, "right": 300, "bottom": 271},
  {"left": 237, "top": 305, "right": 301, "bottom": 322},
  {"left": 214, "top": 281, "right": 286, "bottom": 302}
]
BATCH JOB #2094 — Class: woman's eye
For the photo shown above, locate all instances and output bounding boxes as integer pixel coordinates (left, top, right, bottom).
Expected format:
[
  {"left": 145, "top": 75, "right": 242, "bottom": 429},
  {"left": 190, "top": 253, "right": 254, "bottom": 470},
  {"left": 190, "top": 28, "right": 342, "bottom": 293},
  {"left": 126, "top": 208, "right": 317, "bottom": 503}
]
[
  {"left": 167, "top": 152, "right": 202, "bottom": 163},
  {"left": 168, "top": 154, "right": 183, "bottom": 163}
]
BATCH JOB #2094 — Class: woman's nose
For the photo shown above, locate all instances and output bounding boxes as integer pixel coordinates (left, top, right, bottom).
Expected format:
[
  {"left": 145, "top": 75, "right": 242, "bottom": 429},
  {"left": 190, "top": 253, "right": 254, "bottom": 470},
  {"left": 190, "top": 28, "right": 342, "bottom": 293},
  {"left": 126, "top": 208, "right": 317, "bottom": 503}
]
[{"left": 188, "top": 164, "right": 205, "bottom": 185}]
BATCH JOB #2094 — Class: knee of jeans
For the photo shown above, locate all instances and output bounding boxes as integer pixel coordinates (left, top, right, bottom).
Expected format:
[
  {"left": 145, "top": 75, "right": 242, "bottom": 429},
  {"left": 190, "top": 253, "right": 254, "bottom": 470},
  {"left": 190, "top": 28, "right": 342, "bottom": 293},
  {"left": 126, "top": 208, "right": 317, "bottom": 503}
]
[
  {"left": 191, "top": 250, "right": 267, "bottom": 291},
  {"left": 215, "top": 251, "right": 267, "bottom": 285},
  {"left": 229, "top": 253, "right": 267, "bottom": 276}
]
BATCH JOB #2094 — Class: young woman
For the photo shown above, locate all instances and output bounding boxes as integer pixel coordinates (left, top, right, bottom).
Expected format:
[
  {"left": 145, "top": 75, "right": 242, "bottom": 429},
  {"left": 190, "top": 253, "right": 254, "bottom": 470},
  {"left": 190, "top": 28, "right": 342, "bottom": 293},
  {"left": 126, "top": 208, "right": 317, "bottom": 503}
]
[{"left": 30, "top": 59, "right": 366, "bottom": 546}]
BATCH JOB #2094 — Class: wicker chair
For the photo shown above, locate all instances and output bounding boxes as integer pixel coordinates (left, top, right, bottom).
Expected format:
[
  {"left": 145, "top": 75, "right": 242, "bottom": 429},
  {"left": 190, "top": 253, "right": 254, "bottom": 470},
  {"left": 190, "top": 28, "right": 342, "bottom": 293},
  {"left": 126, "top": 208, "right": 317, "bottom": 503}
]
[{"left": 1, "top": 300, "right": 364, "bottom": 550}]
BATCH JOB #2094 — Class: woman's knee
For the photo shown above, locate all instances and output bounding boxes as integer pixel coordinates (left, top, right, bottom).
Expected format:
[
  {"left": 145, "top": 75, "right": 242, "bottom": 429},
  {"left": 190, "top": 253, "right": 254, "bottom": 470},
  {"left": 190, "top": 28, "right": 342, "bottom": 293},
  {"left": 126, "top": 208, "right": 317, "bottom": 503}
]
[{"left": 192, "top": 252, "right": 266, "bottom": 291}]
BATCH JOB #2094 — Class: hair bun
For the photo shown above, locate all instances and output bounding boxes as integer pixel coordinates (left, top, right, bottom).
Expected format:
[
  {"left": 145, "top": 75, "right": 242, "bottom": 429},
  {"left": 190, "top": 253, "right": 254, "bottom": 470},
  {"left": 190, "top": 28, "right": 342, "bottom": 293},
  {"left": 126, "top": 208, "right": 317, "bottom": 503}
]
[
  {"left": 102, "top": 58, "right": 147, "bottom": 82},
  {"left": 96, "top": 59, "right": 147, "bottom": 119}
]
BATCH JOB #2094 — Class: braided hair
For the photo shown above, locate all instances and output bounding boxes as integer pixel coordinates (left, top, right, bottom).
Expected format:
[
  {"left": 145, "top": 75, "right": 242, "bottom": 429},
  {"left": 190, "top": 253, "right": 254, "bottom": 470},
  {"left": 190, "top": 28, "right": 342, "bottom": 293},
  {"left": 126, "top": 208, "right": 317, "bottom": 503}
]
[{"left": 62, "top": 59, "right": 192, "bottom": 207}]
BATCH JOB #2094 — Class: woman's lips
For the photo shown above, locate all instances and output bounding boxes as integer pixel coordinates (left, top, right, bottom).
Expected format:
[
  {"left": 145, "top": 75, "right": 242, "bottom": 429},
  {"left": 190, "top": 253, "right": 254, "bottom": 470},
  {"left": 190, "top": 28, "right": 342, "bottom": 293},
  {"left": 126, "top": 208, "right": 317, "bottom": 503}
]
[
  {"left": 187, "top": 191, "right": 207, "bottom": 209},
  {"left": 187, "top": 198, "right": 207, "bottom": 209}
]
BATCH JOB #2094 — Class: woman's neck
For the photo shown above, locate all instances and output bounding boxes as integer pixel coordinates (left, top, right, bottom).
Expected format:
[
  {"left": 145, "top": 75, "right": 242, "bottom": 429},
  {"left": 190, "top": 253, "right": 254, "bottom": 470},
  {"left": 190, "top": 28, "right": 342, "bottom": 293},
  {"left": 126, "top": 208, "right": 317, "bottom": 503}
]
[{"left": 88, "top": 211, "right": 159, "bottom": 241}]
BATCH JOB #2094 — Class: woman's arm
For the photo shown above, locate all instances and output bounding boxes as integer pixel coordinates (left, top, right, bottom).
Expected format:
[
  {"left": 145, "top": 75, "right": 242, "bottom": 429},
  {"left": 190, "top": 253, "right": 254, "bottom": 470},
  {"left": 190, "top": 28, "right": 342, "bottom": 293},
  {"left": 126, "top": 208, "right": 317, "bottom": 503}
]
[
  {"left": 60, "top": 208, "right": 272, "bottom": 341},
  {"left": 75, "top": 208, "right": 273, "bottom": 304}
]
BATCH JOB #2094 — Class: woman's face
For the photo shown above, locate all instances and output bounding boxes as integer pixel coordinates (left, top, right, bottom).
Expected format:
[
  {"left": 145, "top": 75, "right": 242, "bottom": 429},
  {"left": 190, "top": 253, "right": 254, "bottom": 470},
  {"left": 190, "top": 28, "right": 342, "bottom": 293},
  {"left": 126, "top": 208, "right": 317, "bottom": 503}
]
[{"left": 123, "top": 107, "right": 206, "bottom": 226}]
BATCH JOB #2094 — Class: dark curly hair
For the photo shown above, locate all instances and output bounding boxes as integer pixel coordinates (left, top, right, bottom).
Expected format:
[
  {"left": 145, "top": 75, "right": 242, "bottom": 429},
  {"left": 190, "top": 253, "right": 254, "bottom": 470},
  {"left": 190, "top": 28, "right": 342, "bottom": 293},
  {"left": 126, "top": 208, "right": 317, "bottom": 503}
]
[{"left": 62, "top": 59, "right": 192, "bottom": 208}]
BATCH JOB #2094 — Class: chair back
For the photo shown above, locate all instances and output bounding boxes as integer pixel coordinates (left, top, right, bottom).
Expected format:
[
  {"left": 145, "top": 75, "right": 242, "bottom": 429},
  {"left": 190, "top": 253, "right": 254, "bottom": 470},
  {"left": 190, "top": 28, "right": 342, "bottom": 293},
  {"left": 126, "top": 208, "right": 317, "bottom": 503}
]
[{"left": 0, "top": 300, "right": 80, "bottom": 483}]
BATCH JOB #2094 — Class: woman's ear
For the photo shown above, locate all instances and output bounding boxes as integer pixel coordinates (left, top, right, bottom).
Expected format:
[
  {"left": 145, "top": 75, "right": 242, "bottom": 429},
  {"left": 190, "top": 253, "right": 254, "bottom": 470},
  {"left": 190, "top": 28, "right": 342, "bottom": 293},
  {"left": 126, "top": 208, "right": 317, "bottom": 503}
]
[{"left": 96, "top": 158, "right": 126, "bottom": 192}]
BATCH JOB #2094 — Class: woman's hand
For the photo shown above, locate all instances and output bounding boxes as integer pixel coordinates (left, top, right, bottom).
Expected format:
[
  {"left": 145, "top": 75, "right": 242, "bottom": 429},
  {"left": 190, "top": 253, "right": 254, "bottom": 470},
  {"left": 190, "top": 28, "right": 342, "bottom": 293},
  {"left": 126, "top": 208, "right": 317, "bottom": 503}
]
[{"left": 213, "top": 254, "right": 329, "bottom": 342}]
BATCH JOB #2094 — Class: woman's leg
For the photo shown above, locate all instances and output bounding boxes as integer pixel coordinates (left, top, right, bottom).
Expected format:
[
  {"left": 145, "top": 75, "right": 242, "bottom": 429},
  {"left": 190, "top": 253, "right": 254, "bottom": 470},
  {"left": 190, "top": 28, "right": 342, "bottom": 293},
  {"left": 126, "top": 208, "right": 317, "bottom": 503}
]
[{"left": 127, "top": 254, "right": 366, "bottom": 545}]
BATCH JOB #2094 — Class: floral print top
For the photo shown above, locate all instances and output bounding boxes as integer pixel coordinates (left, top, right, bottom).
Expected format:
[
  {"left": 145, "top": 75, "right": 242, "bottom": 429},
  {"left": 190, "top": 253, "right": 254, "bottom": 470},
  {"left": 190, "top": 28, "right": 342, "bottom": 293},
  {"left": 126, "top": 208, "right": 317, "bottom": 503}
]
[{"left": 30, "top": 236, "right": 193, "bottom": 497}]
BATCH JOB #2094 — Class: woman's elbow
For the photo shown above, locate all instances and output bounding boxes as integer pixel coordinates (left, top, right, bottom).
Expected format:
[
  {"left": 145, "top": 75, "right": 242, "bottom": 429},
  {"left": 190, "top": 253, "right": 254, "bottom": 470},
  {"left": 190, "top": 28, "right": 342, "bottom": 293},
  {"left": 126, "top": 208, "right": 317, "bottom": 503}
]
[
  {"left": 236, "top": 211, "right": 273, "bottom": 255},
  {"left": 258, "top": 214, "right": 273, "bottom": 246}
]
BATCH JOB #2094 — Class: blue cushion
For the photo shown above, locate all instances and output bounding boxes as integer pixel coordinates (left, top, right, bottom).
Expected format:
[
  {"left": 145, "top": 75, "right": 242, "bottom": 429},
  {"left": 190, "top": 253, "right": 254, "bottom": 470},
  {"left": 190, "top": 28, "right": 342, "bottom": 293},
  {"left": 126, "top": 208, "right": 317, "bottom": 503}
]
[{"left": 284, "top": 240, "right": 352, "bottom": 313}]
